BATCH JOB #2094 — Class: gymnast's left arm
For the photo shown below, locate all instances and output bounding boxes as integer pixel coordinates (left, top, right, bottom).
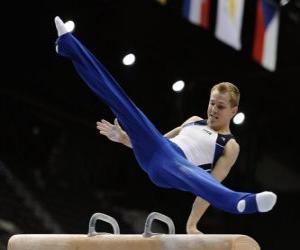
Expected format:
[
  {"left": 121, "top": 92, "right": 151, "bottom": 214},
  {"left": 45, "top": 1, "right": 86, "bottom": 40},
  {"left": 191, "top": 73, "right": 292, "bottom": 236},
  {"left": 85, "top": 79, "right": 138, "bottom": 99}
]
[
  {"left": 186, "top": 139, "right": 240, "bottom": 234},
  {"left": 211, "top": 139, "right": 240, "bottom": 180}
]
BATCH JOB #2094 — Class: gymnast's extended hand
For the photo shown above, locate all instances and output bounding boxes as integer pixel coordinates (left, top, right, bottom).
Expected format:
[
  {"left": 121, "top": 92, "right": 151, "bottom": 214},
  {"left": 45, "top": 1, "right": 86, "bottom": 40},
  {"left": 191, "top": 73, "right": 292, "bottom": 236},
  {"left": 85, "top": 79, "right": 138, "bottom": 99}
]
[{"left": 96, "top": 119, "right": 132, "bottom": 148}]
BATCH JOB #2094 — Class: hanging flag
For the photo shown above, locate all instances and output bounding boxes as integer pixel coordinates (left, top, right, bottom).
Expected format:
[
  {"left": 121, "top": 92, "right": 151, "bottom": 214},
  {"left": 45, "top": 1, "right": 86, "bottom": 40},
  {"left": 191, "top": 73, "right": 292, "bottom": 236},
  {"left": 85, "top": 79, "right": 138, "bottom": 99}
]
[
  {"left": 182, "top": 0, "right": 211, "bottom": 29},
  {"left": 253, "top": 0, "right": 280, "bottom": 71},
  {"left": 215, "top": 0, "right": 245, "bottom": 50}
]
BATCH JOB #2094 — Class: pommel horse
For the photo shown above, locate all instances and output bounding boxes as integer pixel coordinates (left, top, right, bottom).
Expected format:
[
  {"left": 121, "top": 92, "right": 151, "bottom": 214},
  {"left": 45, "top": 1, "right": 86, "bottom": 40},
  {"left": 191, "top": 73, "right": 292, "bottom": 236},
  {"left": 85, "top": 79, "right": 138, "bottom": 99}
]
[{"left": 8, "top": 212, "right": 260, "bottom": 250}]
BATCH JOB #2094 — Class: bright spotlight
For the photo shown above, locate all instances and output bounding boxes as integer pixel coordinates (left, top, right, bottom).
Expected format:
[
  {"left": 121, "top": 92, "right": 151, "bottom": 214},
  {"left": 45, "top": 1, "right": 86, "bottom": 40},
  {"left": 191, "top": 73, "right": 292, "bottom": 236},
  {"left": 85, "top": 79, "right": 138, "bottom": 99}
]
[
  {"left": 233, "top": 112, "right": 245, "bottom": 125},
  {"left": 122, "top": 53, "right": 136, "bottom": 66},
  {"left": 280, "top": 0, "right": 290, "bottom": 6},
  {"left": 172, "top": 80, "right": 185, "bottom": 92}
]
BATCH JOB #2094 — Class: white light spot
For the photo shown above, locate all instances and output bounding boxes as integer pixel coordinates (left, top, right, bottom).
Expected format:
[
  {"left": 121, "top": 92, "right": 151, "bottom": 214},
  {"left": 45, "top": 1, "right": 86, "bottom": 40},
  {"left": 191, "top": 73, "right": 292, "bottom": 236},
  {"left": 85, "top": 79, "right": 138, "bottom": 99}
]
[
  {"left": 172, "top": 80, "right": 185, "bottom": 92},
  {"left": 280, "top": 0, "right": 290, "bottom": 6},
  {"left": 122, "top": 53, "right": 136, "bottom": 66},
  {"left": 233, "top": 112, "right": 245, "bottom": 125}
]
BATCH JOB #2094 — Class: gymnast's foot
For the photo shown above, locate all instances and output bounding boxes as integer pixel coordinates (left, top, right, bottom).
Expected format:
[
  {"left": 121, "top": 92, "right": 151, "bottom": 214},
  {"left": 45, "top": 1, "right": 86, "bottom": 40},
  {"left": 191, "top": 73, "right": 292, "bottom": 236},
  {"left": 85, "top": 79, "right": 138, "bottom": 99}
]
[
  {"left": 54, "top": 16, "right": 69, "bottom": 37},
  {"left": 54, "top": 16, "right": 75, "bottom": 53},
  {"left": 237, "top": 191, "right": 277, "bottom": 213}
]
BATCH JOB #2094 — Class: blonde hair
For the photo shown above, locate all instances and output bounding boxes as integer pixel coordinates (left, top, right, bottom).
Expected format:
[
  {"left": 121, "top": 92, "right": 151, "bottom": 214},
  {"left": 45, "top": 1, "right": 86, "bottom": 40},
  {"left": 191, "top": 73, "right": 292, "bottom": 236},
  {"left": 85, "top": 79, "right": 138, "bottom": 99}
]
[{"left": 211, "top": 82, "right": 240, "bottom": 107}]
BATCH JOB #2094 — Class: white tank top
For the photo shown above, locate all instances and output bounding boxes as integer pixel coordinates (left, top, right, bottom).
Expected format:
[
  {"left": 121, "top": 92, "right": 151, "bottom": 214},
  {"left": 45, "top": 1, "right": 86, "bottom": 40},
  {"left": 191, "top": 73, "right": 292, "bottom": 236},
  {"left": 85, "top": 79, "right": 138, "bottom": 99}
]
[{"left": 170, "top": 122, "right": 219, "bottom": 166}]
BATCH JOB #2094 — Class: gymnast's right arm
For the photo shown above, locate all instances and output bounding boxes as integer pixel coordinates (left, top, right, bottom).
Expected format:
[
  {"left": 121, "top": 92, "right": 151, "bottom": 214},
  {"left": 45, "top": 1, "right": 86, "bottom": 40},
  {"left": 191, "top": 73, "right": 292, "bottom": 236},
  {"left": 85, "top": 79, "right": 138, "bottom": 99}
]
[
  {"left": 96, "top": 117, "right": 178, "bottom": 147},
  {"left": 96, "top": 118, "right": 132, "bottom": 148},
  {"left": 96, "top": 116, "right": 201, "bottom": 147}
]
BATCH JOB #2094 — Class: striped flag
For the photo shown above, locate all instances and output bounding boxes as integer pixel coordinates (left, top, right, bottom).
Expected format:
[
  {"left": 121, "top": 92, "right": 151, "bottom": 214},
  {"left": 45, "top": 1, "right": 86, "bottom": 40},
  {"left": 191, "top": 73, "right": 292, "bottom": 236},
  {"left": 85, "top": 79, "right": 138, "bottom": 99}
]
[
  {"left": 253, "top": 0, "right": 280, "bottom": 71},
  {"left": 215, "top": 0, "right": 245, "bottom": 50},
  {"left": 182, "top": 0, "right": 211, "bottom": 29}
]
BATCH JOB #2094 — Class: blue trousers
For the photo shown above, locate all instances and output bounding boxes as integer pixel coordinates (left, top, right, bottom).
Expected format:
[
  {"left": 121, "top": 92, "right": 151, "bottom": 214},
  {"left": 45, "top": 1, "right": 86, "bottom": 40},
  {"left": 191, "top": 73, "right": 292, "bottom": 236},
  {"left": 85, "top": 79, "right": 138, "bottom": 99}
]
[{"left": 56, "top": 33, "right": 258, "bottom": 214}]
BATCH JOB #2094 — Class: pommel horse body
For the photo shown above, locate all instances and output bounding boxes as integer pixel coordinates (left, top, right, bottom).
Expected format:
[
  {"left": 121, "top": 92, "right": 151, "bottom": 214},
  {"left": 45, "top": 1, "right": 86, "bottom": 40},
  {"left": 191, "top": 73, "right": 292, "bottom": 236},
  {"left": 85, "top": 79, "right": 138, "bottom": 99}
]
[{"left": 8, "top": 212, "right": 260, "bottom": 250}]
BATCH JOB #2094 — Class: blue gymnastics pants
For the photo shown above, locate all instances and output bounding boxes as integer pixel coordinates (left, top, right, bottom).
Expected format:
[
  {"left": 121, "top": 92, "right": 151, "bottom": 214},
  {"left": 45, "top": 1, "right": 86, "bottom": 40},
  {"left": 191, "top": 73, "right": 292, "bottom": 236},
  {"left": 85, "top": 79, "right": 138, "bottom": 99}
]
[{"left": 55, "top": 33, "right": 258, "bottom": 214}]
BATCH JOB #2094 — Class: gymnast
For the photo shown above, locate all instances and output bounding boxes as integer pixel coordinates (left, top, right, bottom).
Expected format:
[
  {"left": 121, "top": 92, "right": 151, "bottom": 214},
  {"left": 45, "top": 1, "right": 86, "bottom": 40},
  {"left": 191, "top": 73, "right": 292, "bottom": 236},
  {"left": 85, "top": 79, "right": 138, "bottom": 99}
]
[{"left": 54, "top": 16, "right": 277, "bottom": 217}]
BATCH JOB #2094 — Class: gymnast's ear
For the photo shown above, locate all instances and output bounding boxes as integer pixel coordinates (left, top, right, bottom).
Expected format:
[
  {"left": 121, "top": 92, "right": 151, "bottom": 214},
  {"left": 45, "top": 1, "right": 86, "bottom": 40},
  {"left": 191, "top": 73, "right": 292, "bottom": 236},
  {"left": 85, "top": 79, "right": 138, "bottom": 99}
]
[{"left": 231, "top": 106, "right": 238, "bottom": 116}]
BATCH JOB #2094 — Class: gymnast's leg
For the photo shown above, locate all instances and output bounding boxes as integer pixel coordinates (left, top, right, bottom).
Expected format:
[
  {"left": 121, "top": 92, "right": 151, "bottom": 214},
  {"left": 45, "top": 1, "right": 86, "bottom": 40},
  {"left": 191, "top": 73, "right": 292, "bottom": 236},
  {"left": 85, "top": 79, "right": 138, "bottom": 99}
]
[
  {"left": 54, "top": 17, "right": 277, "bottom": 214},
  {"left": 54, "top": 17, "right": 163, "bottom": 165},
  {"left": 152, "top": 148, "right": 277, "bottom": 214}
]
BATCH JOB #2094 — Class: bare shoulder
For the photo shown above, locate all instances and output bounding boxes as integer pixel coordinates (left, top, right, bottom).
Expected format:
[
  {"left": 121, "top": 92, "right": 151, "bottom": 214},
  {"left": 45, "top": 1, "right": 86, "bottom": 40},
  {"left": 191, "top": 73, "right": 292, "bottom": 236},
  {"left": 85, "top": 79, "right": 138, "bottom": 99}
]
[
  {"left": 189, "top": 115, "right": 202, "bottom": 121},
  {"left": 226, "top": 139, "right": 240, "bottom": 155},
  {"left": 181, "top": 116, "right": 202, "bottom": 126}
]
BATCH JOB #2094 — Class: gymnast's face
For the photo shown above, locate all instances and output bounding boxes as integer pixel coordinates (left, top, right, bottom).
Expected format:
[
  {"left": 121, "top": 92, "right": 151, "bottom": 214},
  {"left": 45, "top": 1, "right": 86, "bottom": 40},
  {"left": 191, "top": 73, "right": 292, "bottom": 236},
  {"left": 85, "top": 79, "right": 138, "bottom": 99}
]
[{"left": 207, "top": 90, "right": 237, "bottom": 132}]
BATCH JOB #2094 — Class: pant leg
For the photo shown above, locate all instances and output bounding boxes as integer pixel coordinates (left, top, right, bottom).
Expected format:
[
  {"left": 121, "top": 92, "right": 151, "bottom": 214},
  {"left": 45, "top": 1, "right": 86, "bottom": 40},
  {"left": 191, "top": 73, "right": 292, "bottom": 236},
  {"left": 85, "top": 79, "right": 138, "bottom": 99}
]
[
  {"left": 56, "top": 33, "right": 165, "bottom": 171},
  {"left": 56, "top": 33, "right": 259, "bottom": 214},
  {"left": 149, "top": 141, "right": 258, "bottom": 214}
]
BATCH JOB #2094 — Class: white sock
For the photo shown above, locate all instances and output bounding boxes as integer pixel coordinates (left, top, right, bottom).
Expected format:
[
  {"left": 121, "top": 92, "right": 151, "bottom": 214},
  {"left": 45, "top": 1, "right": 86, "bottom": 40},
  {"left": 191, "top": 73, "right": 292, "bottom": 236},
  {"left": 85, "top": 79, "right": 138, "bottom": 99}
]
[
  {"left": 54, "top": 16, "right": 68, "bottom": 37},
  {"left": 237, "top": 191, "right": 277, "bottom": 213},
  {"left": 256, "top": 191, "right": 277, "bottom": 212}
]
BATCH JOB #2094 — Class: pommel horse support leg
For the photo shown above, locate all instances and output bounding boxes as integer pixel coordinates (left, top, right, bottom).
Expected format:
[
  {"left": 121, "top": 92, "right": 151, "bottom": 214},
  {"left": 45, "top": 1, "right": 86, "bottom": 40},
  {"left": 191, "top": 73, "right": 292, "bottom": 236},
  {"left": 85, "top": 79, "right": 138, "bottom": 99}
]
[{"left": 8, "top": 212, "right": 260, "bottom": 250}]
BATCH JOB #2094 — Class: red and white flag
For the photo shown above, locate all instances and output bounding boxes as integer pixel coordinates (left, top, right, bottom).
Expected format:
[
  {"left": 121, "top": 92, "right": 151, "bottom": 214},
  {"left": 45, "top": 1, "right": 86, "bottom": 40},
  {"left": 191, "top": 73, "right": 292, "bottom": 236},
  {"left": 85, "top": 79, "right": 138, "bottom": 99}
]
[
  {"left": 182, "top": 0, "right": 211, "bottom": 29},
  {"left": 253, "top": 0, "right": 280, "bottom": 71}
]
